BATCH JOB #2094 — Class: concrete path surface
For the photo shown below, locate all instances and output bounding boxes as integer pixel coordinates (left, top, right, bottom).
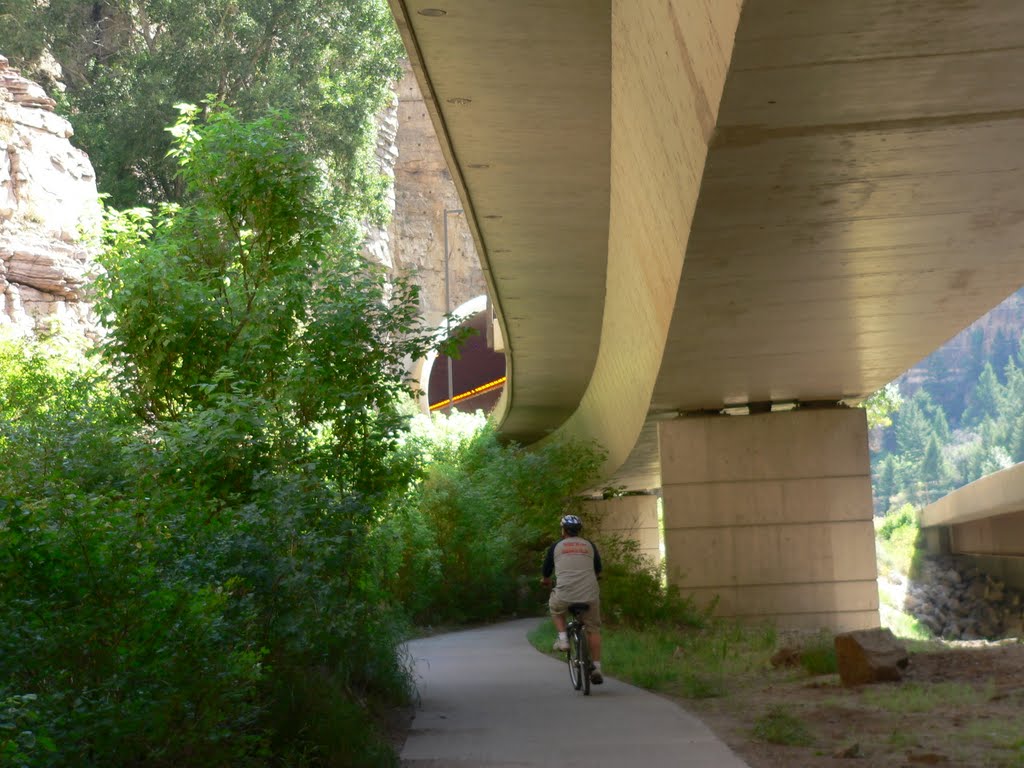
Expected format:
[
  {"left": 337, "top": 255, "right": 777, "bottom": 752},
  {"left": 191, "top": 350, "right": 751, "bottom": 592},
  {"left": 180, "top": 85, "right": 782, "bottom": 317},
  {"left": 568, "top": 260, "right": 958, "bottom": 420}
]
[{"left": 401, "top": 619, "right": 750, "bottom": 767}]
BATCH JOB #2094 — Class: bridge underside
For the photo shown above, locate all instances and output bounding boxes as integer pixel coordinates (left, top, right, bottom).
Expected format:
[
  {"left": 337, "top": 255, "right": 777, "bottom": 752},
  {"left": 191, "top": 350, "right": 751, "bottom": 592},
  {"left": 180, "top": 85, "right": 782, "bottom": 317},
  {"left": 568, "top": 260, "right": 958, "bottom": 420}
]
[
  {"left": 920, "top": 464, "right": 1024, "bottom": 593},
  {"left": 390, "top": 0, "right": 1024, "bottom": 627}
]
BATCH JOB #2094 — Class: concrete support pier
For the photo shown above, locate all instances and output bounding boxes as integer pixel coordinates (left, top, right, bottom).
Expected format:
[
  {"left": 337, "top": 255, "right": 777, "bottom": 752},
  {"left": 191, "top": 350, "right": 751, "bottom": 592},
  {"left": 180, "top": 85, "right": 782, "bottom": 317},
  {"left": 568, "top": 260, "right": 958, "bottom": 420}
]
[
  {"left": 584, "top": 494, "right": 662, "bottom": 567},
  {"left": 660, "top": 408, "right": 879, "bottom": 630}
]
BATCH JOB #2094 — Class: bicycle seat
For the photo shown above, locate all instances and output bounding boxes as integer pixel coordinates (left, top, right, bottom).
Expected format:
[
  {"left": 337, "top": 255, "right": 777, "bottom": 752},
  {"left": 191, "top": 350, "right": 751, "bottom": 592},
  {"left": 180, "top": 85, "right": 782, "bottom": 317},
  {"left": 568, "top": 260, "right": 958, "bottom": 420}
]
[{"left": 568, "top": 602, "right": 590, "bottom": 615}]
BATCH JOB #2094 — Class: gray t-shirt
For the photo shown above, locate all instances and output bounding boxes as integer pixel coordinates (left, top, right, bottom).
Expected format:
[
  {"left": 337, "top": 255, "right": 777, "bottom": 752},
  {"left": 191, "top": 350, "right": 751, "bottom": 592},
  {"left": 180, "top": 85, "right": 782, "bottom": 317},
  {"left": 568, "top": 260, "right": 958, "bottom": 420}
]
[{"left": 542, "top": 536, "right": 601, "bottom": 603}]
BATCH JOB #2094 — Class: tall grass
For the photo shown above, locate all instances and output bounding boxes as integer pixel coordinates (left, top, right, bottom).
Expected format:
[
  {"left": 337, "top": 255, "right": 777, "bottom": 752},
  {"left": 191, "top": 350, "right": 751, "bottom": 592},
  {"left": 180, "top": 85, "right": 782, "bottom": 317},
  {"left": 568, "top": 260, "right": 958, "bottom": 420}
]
[
  {"left": 798, "top": 632, "right": 838, "bottom": 675},
  {"left": 528, "top": 618, "right": 777, "bottom": 700}
]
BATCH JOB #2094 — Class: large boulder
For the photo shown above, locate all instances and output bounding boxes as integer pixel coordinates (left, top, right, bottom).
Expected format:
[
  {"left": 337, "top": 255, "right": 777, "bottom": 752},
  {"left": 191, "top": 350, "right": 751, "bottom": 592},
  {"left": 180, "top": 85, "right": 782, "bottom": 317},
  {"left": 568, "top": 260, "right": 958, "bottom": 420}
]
[
  {"left": 834, "top": 627, "right": 909, "bottom": 686},
  {"left": 0, "top": 54, "right": 101, "bottom": 339}
]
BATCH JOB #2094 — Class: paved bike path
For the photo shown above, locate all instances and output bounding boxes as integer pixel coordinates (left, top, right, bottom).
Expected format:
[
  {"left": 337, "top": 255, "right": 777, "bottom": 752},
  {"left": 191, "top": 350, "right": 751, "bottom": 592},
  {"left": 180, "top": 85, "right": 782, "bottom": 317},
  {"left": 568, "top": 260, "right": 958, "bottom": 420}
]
[{"left": 401, "top": 619, "right": 750, "bottom": 767}]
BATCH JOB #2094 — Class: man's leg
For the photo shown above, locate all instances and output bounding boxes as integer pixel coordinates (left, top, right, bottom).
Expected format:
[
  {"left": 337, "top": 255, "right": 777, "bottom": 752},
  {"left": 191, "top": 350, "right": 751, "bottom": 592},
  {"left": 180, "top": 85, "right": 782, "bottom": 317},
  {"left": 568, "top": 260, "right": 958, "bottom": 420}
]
[
  {"left": 549, "top": 592, "right": 569, "bottom": 650},
  {"left": 588, "top": 630, "right": 601, "bottom": 663},
  {"left": 585, "top": 602, "right": 603, "bottom": 684}
]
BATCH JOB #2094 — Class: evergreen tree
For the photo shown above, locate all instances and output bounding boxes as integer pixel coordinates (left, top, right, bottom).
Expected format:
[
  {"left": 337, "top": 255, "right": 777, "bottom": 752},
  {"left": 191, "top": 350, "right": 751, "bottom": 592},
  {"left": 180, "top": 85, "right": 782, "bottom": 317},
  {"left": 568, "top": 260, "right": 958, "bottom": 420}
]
[
  {"left": 931, "top": 405, "right": 952, "bottom": 444},
  {"left": 894, "top": 397, "right": 934, "bottom": 465},
  {"left": 963, "top": 361, "right": 1005, "bottom": 428},
  {"left": 874, "top": 454, "right": 897, "bottom": 514},
  {"left": 1010, "top": 411, "right": 1024, "bottom": 464},
  {"left": 1005, "top": 356, "right": 1024, "bottom": 415},
  {"left": 920, "top": 435, "right": 950, "bottom": 503},
  {"left": 1013, "top": 323, "right": 1024, "bottom": 369},
  {"left": 991, "top": 327, "right": 1015, "bottom": 383},
  {"left": 921, "top": 344, "right": 965, "bottom": 427},
  {"left": 962, "top": 419, "right": 1013, "bottom": 485},
  {"left": 913, "top": 390, "right": 951, "bottom": 444},
  {"left": 967, "top": 326, "right": 987, "bottom": 383}
]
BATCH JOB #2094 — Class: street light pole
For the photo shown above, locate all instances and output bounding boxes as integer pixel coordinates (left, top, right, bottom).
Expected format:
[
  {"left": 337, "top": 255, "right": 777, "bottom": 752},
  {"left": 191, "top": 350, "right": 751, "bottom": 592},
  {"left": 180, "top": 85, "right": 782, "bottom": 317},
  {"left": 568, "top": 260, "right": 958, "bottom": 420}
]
[{"left": 443, "top": 208, "right": 463, "bottom": 412}]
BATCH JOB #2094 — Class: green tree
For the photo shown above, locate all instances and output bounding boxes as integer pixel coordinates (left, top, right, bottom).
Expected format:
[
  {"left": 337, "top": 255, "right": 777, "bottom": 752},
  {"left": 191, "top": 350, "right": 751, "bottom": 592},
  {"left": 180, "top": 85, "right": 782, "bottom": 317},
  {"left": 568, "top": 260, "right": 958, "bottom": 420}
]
[
  {"left": 97, "top": 104, "right": 441, "bottom": 497},
  {"left": 966, "top": 326, "right": 987, "bottom": 383},
  {"left": 894, "top": 396, "right": 935, "bottom": 465},
  {"left": 960, "top": 419, "right": 1013, "bottom": 485},
  {"left": 1009, "top": 411, "right": 1024, "bottom": 464},
  {"left": 863, "top": 382, "right": 902, "bottom": 429},
  {"left": 963, "top": 361, "right": 1005, "bottom": 428},
  {"left": 1004, "top": 356, "right": 1024, "bottom": 399},
  {"left": 920, "top": 435, "right": 950, "bottom": 503},
  {"left": 919, "top": 340, "right": 970, "bottom": 427},
  {"left": 912, "top": 390, "right": 951, "bottom": 444},
  {"left": 1, "top": 0, "right": 403, "bottom": 210},
  {"left": 991, "top": 327, "right": 1016, "bottom": 383},
  {"left": 874, "top": 454, "right": 897, "bottom": 514},
  {"left": 1015, "top": 325, "right": 1024, "bottom": 368}
]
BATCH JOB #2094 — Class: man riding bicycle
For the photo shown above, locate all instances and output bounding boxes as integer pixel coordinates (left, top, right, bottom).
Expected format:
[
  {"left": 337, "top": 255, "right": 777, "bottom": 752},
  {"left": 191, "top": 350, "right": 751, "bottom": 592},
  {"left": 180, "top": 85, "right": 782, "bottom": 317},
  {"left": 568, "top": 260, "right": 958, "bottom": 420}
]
[{"left": 541, "top": 514, "right": 603, "bottom": 685}]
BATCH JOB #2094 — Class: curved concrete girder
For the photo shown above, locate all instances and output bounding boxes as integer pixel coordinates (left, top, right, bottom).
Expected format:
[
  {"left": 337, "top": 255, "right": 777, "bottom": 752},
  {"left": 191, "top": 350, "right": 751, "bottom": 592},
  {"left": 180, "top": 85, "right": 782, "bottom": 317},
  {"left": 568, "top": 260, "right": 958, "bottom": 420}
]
[
  {"left": 545, "top": 0, "right": 743, "bottom": 479},
  {"left": 387, "top": 0, "right": 612, "bottom": 446}
]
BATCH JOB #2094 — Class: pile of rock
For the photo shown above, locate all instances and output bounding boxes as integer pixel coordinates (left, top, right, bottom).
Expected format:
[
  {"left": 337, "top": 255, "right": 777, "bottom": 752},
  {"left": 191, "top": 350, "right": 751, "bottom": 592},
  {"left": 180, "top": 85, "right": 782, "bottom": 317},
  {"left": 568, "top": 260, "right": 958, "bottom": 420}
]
[
  {"left": 901, "top": 554, "right": 1024, "bottom": 641},
  {"left": 0, "top": 54, "right": 101, "bottom": 339}
]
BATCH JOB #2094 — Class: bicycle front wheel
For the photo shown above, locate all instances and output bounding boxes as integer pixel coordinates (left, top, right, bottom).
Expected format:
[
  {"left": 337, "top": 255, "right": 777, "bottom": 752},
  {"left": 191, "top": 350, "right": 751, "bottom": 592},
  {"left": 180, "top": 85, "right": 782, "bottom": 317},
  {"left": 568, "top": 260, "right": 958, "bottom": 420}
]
[{"left": 567, "top": 627, "right": 584, "bottom": 691}]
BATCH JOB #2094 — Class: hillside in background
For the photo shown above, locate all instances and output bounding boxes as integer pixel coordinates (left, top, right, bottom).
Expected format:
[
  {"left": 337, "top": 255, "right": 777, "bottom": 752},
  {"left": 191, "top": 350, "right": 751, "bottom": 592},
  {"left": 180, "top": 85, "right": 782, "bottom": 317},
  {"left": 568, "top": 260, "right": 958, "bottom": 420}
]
[{"left": 872, "top": 285, "right": 1024, "bottom": 513}]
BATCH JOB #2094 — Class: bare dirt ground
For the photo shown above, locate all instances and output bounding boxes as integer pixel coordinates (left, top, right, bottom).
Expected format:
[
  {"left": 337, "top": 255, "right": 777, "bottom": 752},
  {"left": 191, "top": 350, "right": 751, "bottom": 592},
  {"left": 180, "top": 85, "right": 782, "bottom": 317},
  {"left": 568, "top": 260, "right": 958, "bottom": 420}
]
[{"left": 681, "top": 642, "right": 1024, "bottom": 768}]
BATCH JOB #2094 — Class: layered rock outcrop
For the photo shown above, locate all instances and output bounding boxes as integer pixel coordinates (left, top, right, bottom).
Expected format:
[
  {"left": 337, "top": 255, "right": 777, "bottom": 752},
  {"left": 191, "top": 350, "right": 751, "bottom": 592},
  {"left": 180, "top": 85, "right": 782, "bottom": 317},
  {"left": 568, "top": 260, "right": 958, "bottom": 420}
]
[{"left": 0, "top": 55, "right": 101, "bottom": 339}]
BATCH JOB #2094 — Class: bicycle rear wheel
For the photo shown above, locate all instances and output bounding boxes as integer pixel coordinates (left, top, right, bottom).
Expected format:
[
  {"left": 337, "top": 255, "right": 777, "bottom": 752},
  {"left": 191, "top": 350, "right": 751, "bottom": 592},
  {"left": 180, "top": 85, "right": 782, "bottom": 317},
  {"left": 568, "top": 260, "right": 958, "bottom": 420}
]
[{"left": 567, "top": 626, "right": 584, "bottom": 690}]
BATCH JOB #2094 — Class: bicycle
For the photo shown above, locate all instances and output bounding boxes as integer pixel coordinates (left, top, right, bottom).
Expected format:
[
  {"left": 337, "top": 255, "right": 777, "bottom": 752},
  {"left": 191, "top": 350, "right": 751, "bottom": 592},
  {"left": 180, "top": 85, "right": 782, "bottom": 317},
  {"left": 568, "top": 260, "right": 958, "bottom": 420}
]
[{"left": 565, "top": 602, "right": 591, "bottom": 695}]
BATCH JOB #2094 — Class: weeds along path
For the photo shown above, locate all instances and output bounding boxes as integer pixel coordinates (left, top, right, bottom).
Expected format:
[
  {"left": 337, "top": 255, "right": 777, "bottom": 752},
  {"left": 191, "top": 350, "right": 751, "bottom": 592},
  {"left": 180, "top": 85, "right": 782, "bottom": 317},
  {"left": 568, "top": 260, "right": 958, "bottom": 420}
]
[{"left": 400, "top": 618, "right": 750, "bottom": 768}]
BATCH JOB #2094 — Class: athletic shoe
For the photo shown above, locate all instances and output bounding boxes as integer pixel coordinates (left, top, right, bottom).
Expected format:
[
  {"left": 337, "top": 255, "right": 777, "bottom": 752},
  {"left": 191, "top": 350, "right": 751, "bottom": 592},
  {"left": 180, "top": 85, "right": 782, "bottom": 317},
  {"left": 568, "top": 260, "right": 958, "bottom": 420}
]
[
  {"left": 590, "top": 670, "right": 604, "bottom": 685},
  {"left": 552, "top": 638, "right": 569, "bottom": 651}
]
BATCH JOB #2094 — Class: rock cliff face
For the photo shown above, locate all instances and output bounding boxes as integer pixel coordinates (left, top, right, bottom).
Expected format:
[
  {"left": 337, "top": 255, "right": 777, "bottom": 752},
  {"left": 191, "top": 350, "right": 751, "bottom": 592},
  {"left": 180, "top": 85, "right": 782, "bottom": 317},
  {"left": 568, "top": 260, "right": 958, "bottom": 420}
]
[
  {"left": 388, "top": 60, "right": 486, "bottom": 331},
  {"left": 0, "top": 55, "right": 101, "bottom": 339},
  {"left": 0, "top": 56, "right": 484, "bottom": 347},
  {"left": 362, "top": 91, "right": 399, "bottom": 274}
]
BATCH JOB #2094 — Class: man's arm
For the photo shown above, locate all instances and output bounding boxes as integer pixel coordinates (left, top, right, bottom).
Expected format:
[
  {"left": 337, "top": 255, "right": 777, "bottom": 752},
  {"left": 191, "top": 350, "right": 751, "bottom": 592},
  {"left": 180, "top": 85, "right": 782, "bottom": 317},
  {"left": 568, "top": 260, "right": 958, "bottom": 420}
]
[
  {"left": 592, "top": 542, "right": 602, "bottom": 577},
  {"left": 541, "top": 542, "right": 557, "bottom": 586}
]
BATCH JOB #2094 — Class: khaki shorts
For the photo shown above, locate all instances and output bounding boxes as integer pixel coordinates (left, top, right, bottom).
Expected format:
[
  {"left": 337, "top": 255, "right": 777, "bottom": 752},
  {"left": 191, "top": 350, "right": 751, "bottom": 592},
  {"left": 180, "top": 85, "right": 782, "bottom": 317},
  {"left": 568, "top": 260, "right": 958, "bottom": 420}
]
[{"left": 549, "top": 593, "right": 601, "bottom": 632}]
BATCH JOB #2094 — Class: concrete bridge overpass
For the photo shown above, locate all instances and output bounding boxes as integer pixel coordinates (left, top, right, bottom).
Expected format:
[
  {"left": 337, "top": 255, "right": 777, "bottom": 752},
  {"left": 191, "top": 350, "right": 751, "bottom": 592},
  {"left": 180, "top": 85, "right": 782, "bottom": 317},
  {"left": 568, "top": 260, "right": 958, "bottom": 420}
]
[
  {"left": 920, "top": 463, "right": 1024, "bottom": 591},
  {"left": 387, "top": 0, "right": 1024, "bottom": 629}
]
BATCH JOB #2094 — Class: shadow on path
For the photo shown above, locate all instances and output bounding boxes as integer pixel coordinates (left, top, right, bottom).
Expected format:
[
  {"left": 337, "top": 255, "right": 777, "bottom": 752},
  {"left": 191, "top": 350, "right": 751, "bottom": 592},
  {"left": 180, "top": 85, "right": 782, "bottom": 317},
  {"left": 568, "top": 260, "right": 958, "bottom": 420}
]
[{"left": 401, "top": 618, "right": 750, "bottom": 767}]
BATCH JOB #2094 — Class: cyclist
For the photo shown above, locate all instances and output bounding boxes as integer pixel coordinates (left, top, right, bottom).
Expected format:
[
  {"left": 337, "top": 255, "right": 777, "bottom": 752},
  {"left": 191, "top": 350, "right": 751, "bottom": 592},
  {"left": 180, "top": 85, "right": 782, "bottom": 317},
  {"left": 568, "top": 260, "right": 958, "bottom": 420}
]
[{"left": 541, "top": 513, "right": 604, "bottom": 684}]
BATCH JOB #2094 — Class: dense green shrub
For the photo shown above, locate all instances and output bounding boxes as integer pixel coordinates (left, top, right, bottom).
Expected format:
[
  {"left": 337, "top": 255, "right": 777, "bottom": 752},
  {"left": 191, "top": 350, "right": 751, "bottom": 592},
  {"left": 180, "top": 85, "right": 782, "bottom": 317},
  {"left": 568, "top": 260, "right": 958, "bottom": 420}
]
[
  {"left": 387, "top": 411, "right": 704, "bottom": 631},
  {"left": 594, "top": 534, "right": 706, "bottom": 629},
  {"left": 387, "top": 412, "right": 606, "bottom": 626},
  {"left": 0, "top": 106, "right": 430, "bottom": 766},
  {"left": 878, "top": 503, "right": 918, "bottom": 541},
  {"left": 0, "top": 342, "right": 265, "bottom": 765}
]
